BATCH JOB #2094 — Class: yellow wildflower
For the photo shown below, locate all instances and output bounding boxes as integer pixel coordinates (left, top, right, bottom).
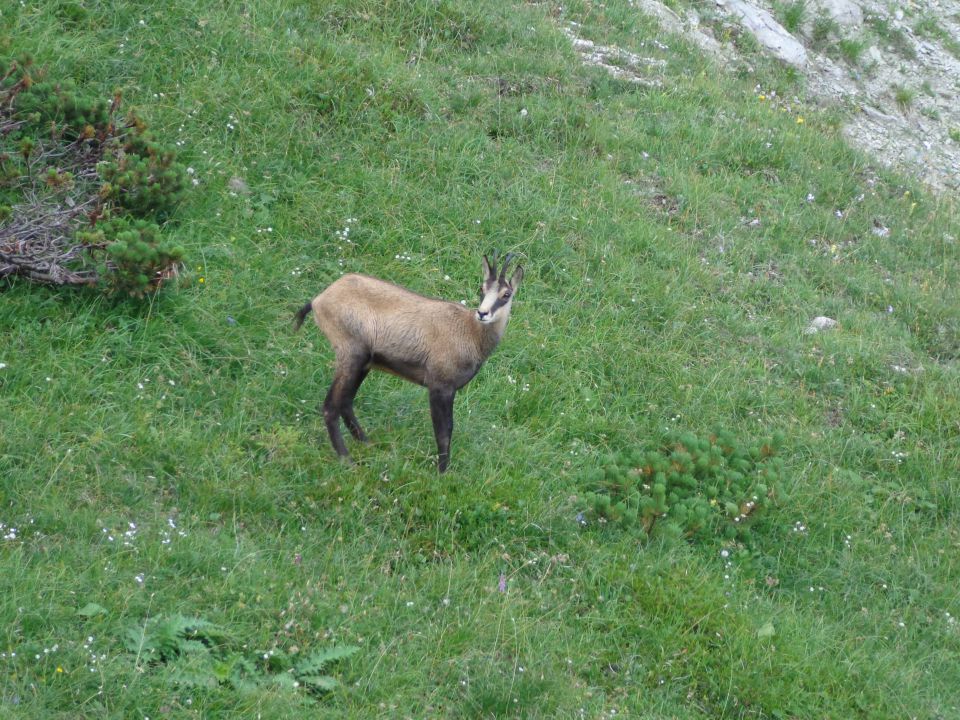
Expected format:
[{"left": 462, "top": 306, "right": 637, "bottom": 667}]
[{"left": 796, "top": 117, "right": 805, "bottom": 124}]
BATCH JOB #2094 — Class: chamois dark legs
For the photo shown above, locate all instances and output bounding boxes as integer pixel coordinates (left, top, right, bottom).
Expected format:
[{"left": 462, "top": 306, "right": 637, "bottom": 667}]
[
  {"left": 322, "top": 354, "right": 370, "bottom": 460},
  {"left": 429, "top": 386, "right": 456, "bottom": 473},
  {"left": 342, "top": 366, "right": 370, "bottom": 442}
]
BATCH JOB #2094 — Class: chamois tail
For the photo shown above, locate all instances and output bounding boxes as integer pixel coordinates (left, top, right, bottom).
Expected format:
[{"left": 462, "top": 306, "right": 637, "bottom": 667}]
[{"left": 293, "top": 300, "right": 313, "bottom": 331}]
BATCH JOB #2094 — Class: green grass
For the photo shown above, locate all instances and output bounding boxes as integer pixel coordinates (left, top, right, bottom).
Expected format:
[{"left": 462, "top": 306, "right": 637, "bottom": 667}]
[
  {"left": 866, "top": 13, "right": 919, "bottom": 60},
  {"left": 837, "top": 37, "right": 866, "bottom": 65},
  {"left": 2, "top": 0, "right": 960, "bottom": 718},
  {"left": 774, "top": 0, "right": 808, "bottom": 35},
  {"left": 810, "top": 15, "right": 840, "bottom": 51},
  {"left": 893, "top": 84, "right": 916, "bottom": 112}
]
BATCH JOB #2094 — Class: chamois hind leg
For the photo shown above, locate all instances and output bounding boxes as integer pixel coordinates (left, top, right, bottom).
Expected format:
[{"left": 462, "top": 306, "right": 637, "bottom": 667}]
[
  {"left": 322, "top": 353, "right": 368, "bottom": 461},
  {"left": 428, "top": 386, "right": 456, "bottom": 473},
  {"left": 322, "top": 382, "right": 350, "bottom": 461},
  {"left": 341, "top": 364, "right": 370, "bottom": 442}
]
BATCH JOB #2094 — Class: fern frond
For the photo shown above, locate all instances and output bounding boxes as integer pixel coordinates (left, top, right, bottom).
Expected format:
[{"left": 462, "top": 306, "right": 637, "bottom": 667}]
[
  {"left": 294, "top": 645, "right": 359, "bottom": 677},
  {"left": 299, "top": 675, "right": 338, "bottom": 692}
]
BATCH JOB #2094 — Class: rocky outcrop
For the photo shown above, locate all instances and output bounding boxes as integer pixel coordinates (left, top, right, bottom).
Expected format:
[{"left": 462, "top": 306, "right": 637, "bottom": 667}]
[
  {"left": 720, "top": 0, "right": 809, "bottom": 66},
  {"left": 621, "top": 0, "right": 960, "bottom": 192},
  {"left": 564, "top": 23, "right": 668, "bottom": 87},
  {"left": 811, "top": 0, "right": 864, "bottom": 30}
]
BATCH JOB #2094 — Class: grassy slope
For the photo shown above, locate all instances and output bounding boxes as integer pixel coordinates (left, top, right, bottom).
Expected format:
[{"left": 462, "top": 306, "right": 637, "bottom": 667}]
[{"left": 1, "top": 0, "right": 958, "bottom": 717}]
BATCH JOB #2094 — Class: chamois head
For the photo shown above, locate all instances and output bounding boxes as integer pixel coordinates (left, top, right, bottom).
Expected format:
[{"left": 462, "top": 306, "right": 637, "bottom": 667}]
[{"left": 478, "top": 251, "right": 524, "bottom": 325}]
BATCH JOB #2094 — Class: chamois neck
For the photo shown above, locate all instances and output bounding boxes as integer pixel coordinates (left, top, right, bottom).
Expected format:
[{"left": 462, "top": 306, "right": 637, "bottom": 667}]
[{"left": 476, "top": 312, "right": 509, "bottom": 359}]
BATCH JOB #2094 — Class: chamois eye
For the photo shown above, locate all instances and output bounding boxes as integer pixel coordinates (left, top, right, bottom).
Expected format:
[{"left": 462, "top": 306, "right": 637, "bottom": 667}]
[{"left": 503, "top": 290, "right": 512, "bottom": 298}]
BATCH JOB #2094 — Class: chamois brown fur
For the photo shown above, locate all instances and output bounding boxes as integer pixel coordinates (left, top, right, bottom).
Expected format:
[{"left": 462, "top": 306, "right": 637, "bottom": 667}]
[{"left": 295, "top": 253, "right": 523, "bottom": 472}]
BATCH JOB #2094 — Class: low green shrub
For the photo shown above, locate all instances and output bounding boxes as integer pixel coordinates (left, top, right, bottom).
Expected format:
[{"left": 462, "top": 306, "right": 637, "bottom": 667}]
[
  {"left": 78, "top": 218, "right": 185, "bottom": 296},
  {"left": 578, "top": 430, "right": 786, "bottom": 542}
]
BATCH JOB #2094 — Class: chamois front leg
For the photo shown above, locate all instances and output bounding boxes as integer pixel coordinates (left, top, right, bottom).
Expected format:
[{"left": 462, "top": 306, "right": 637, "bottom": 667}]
[{"left": 428, "top": 386, "right": 456, "bottom": 473}]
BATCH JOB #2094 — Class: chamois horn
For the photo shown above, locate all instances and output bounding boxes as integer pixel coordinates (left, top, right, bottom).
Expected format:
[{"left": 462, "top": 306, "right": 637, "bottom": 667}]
[{"left": 498, "top": 252, "right": 516, "bottom": 281}]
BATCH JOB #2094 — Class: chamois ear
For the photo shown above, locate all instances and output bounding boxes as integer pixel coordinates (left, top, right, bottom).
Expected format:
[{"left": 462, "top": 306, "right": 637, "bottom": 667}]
[
  {"left": 509, "top": 265, "right": 524, "bottom": 290},
  {"left": 482, "top": 254, "right": 494, "bottom": 282}
]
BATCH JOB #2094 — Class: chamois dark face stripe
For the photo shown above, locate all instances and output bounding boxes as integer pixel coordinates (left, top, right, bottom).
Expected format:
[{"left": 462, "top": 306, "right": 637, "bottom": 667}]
[
  {"left": 489, "top": 293, "right": 512, "bottom": 314},
  {"left": 489, "top": 300, "right": 508, "bottom": 315}
]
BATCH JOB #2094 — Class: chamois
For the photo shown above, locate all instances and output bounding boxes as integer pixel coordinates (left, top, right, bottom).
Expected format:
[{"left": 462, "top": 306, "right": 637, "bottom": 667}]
[{"left": 294, "top": 252, "right": 524, "bottom": 472}]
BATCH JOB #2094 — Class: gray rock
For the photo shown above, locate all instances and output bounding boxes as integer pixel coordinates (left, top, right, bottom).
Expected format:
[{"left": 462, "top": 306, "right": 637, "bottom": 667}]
[
  {"left": 804, "top": 316, "right": 838, "bottom": 334},
  {"left": 632, "top": 0, "right": 729, "bottom": 58},
  {"left": 723, "top": 1, "right": 808, "bottom": 67},
  {"left": 564, "top": 26, "right": 668, "bottom": 87},
  {"left": 811, "top": 0, "right": 863, "bottom": 30},
  {"left": 862, "top": 105, "right": 896, "bottom": 122},
  {"left": 228, "top": 176, "right": 251, "bottom": 195}
]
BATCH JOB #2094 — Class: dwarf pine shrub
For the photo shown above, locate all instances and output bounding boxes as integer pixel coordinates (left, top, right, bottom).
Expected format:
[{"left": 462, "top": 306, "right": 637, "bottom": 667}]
[
  {"left": 0, "top": 56, "right": 186, "bottom": 296},
  {"left": 578, "top": 430, "right": 786, "bottom": 543},
  {"left": 78, "top": 219, "right": 185, "bottom": 295}
]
